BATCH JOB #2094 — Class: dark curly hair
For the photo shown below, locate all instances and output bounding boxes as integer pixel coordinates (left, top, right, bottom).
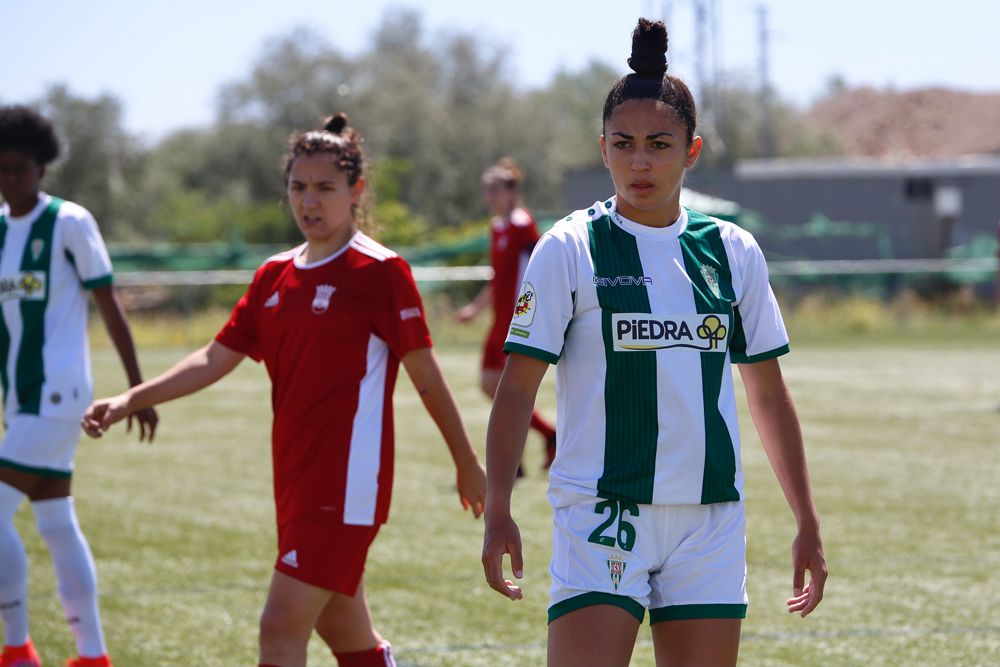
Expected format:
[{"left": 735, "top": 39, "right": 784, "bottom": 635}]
[
  {"left": 281, "top": 112, "right": 372, "bottom": 230},
  {"left": 0, "top": 105, "right": 61, "bottom": 165},
  {"left": 282, "top": 112, "right": 364, "bottom": 186},
  {"left": 602, "top": 18, "right": 697, "bottom": 145}
]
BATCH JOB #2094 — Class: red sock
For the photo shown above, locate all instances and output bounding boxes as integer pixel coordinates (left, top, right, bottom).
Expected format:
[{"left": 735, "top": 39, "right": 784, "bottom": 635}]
[
  {"left": 259, "top": 664, "right": 281, "bottom": 666},
  {"left": 334, "top": 641, "right": 396, "bottom": 667},
  {"left": 529, "top": 411, "right": 555, "bottom": 440}
]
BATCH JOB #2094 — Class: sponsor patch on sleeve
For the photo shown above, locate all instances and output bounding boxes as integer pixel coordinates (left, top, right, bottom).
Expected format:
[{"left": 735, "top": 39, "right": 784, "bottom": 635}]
[
  {"left": 399, "top": 307, "right": 422, "bottom": 321},
  {"left": 511, "top": 282, "right": 536, "bottom": 327}
]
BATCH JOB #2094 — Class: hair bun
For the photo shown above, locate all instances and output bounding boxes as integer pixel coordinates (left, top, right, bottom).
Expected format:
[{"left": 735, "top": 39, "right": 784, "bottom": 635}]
[
  {"left": 324, "top": 112, "right": 348, "bottom": 135},
  {"left": 627, "top": 18, "right": 668, "bottom": 78}
]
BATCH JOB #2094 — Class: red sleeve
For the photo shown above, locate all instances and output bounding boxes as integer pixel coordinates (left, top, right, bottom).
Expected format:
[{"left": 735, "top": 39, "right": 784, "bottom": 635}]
[
  {"left": 519, "top": 211, "right": 541, "bottom": 252},
  {"left": 372, "top": 256, "right": 432, "bottom": 358},
  {"left": 215, "top": 271, "right": 263, "bottom": 362}
]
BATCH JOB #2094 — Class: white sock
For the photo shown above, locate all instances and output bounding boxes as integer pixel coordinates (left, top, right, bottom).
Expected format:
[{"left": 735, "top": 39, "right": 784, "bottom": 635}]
[
  {"left": 0, "top": 482, "right": 29, "bottom": 647},
  {"left": 33, "top": 497, "right": 106, "bottom": 658}
]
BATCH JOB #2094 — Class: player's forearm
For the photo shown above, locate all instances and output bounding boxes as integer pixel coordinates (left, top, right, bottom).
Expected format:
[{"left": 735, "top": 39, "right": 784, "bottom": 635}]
[
  {"left": 485, "top": 381, "right": 533, "bottom": 514},
  {"left": 403, "top": 349, "right": 480, "bottom": 468},
  {"left": 94, "top": 286, "right": 144, "bottom": 386},
  {"left": 466, "top": 284, "right": 492, "bottom": 313},
  {"left": 124, "top": 343, "right": 237, "bottom": 413},
  {"left": 748, "top": 388, "right": 820, "bottom": 530},
  {"left": 421, "top": 376, "right": 480, "bottom": 468}
]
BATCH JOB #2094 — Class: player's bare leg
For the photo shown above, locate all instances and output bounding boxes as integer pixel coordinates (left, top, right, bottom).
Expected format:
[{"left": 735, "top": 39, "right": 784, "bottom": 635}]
[
  {"left": 258, "top": 571, "right": 333, "bottom": 667},
  {"left": 651, "top": 618, "right": 741, "bottom": 667},
  {"left": 480, "top": 368, "right": 502, "bottom": 399},
  {"left": 313, "top": 578, "right": 383, "bottom": 653},
  {"left": 547, "top": 605, "right": 640, "bottom": 667}
]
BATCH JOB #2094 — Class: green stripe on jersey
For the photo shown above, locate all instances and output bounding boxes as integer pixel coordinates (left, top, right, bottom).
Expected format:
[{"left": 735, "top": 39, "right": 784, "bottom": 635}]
[
  {"left": 82, "top": 274, "right": 112, "bottom": 289},
  {"left": 589, "top": 215, "right": 659, "bottom": 504},
  {"left": 678, "top": 210, "right": 741, "bottom": 504},
  {"left": 15, "top": 197, "right": 61, "bottom": 415},
  {"left": 0, "top": 216, "right": 9, "bottom": 406}
]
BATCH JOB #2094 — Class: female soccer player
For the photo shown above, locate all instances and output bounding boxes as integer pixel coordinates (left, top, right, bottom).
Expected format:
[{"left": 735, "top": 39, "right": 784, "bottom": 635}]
[
  {"left": 0, "top": 105, "right": 158, "bottom": 667},
  {"left": 82, "top": 113, "right": 486, "bottom": 667},
  {"left": 457, "top": 158, "right": 556, "bottom": 470},
  {"left": 482, "top": 19, "right": 827, "bottom": 667}
]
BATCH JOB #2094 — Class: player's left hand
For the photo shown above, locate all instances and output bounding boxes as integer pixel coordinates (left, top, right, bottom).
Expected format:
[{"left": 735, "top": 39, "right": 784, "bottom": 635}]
[
  {"left": 127, "top": 406, "right": 159, "bottom": 443},
  {"left": 456, "top": 460, "right": 486, "bottom": 518},
  {"left": 787, "top": 525, "right": 827, "bottom": 617},
  {"left": 482, "top": 510, "right": 524, "bottom": 600}
]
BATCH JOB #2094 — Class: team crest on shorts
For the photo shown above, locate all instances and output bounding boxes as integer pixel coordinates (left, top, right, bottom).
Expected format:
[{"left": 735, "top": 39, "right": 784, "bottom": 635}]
[
  {"left": 311, "top": 284, "right": 335, "bottom": 314},
  {"left": 607, "top": 553, "right": 627, "bottom": 591},
  {"left": 699, "top": 263, "right": 722, "bottom": 299}
]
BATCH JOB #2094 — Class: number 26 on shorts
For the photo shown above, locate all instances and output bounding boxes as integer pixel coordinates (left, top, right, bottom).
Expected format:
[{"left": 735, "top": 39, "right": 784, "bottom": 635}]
[{"left": 587, "top": 499, "right": 640, "bottom": 552}]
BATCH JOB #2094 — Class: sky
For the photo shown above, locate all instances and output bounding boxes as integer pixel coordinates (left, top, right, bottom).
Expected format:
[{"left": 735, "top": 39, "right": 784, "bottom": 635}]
[{"left": 2, "top": 0, "right": 997, "bottom": 142}]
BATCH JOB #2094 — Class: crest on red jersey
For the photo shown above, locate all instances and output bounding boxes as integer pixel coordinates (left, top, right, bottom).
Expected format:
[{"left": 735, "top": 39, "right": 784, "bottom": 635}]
[{"left": 312, "top": 284, "right": 336, "bottom": 314}]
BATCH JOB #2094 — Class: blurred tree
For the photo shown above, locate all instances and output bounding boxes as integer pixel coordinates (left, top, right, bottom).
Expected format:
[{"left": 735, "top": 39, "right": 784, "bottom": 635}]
[
  {"left": 217, "top": 27, "right": 359, "bottom": 132},
  {"left": 699, "top": 74, "right": 844, "bottom": 168},
  {"left": 37, "top": 85, "right": 140, "bottom": 236},
  {"left": 18, "top": 10, "right": 849, "bottom": 247}
]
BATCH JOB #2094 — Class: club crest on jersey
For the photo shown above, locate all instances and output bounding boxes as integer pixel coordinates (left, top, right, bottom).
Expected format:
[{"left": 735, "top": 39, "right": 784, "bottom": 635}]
[
  {"left": 612, "top": 313, "right": 729, "bottom": 352},
  {"left": 311, "top": 284, "right": 336, "bottom": 314},
  {"left": 700, "top": 263, "right": 722, "bottom": 299},
  {"left": 607, "top": 553, "right": 627, "bottom": 591},
  {"left": 511, "top": 282, "right": 536, "bottom": 327}
]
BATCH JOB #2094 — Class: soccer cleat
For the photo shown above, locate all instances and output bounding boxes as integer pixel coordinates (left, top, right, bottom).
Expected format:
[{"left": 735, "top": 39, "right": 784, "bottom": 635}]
[
  {"left": 64, "top": 655, "right": 112, "bottom": 667},
  {"left": 0, "top": 639, "right": 41, "bottom": 667},
  {"left": 542, "top": 432, "right": 557, "bottom": 469}
]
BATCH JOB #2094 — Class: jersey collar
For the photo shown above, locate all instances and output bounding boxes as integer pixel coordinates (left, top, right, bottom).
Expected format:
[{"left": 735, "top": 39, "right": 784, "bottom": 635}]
[
  {"left": 604, "top": 196, "right": 688, "bottom": 240},
  {"left": 1, "top": 192, "right": 51, "bottom": 224}
]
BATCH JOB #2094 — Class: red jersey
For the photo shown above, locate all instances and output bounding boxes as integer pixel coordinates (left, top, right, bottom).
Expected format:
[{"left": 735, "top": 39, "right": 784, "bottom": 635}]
[
  {"left": 490, "top": 207, "right": 540, "bottom": 330},
  {"left": 216, "top": 233, "right": 431, "bottom": 527}
]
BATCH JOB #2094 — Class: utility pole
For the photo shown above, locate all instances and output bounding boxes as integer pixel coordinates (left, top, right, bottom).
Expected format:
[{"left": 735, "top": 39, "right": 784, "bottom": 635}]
[
  {"left": 693, "top": 0, "right": 708, "bottom": 107},
  {"left": 758, "top": 4, "right": 775, "bottom": 157}
]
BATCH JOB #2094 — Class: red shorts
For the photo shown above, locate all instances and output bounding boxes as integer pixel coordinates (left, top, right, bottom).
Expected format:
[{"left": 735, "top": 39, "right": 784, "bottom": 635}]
[
  {"left": 482, "top": 322, "right": 509, "bottom": 371},
  {"left": 274, "top": 521, "right": 380, "bottom": 595}
]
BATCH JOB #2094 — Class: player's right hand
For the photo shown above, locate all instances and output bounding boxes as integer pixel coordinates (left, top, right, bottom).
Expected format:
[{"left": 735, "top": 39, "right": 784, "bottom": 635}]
[
  {"left": 455, "top": 304, "right": 476, "bottom": 323},
  {"left": 482, "top": 512, "right": 524, "bottom": 600},
  {"left": 81, "top": 394, "right": 131, "bottom": 439}
]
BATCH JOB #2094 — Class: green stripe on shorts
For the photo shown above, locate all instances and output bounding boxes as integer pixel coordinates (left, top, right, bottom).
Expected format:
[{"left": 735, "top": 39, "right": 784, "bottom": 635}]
[
  {"left": 0, "top": 456, "right": 72, "bottom": 479},
  {"left": 548, "top": 592, "right": 645, "bottom": 624},
  {"left": 649, "top": 603, "right": 747, "bottom": 623}
]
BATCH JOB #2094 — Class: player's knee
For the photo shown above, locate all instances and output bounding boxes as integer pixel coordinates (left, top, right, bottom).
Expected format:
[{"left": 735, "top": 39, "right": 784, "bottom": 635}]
[{"left": 258, "top": 604, "right": 310, "bottom": 647}]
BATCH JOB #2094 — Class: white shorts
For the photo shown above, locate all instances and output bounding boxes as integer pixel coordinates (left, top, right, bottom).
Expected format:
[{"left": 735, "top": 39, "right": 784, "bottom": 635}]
[
  {"left": 549, "top": 497, "right": 748, "bottom": 624},
  {"left": 0, "top": 415, "right": 82, "bottom": 478}
]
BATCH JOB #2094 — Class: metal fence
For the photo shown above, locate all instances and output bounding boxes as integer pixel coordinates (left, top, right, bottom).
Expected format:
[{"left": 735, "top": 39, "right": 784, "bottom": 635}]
[{"left": 113, "top": 258, "right": 998, "bottom": 287}]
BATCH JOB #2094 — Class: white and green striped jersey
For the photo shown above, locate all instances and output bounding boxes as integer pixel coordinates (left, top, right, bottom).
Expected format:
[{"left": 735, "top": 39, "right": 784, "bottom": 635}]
[
  {"left": 0, "top": 194, "right": 113, "bottom": 420},
  {"left": 504, "top": 197, "right": 789, "bottom": 507}
]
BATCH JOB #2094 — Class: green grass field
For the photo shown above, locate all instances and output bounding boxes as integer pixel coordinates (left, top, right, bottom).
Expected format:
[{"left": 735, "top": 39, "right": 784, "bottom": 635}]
[{"left": 12, "top": 318, "right": 1000, "bottom": 666}]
